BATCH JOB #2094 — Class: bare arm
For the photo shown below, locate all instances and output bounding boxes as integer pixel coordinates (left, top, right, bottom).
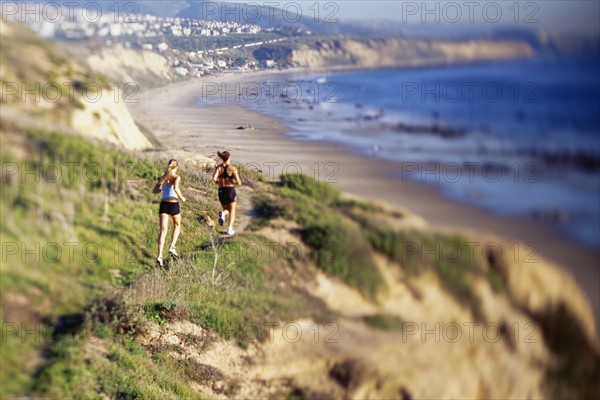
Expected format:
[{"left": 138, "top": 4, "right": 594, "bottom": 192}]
[
  {"left": 233, "top": 167, "right": 242, "bottom": 186},
  {"left": 174, "top": 176, "right": 186, "bottom": 202},
  {"left": 152, "top": 178, "right": 162, "bottom": 194},
  {"left": 212, "top": 166, "right": 221, "bottom": 184}
]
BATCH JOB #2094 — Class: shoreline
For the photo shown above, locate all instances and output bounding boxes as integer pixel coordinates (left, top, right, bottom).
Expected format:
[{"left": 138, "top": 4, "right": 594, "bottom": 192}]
[{"left": 128, "top": 71, "right": 599, "bottom": 331}]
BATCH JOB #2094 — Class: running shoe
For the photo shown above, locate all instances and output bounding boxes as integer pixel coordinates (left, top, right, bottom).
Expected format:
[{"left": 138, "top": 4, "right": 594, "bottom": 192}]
[
  {"left": 168, "top": 246, "right": 178, "bottom": 257},
  {"left": 227, "top": 227, "right": 235, "bottom": 236},
  {"left": 218, "top": 211, "right": 225, "bottom": 226},
  {"left": 156, "top": 257, "right": 163, "bottom": 268}
]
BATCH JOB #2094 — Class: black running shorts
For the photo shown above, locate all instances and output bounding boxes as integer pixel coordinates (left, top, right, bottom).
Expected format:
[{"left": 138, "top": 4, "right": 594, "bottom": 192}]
[
  {"left": 159, "top": 201, "right": 180, "bottom": 215},
  {"left": 218, "top": 187, "right": 237, "bottom": 205}
]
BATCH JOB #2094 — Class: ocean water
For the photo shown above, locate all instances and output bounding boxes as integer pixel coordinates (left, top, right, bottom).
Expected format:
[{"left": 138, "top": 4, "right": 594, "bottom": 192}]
[{"left": 200, "top": 53, "right": 600, "bottom": 247}]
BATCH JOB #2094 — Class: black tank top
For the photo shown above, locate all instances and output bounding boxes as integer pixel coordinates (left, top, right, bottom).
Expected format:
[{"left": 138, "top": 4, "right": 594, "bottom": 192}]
[{"left": 219, "top": 165, "right": 232, "bottom": 179}]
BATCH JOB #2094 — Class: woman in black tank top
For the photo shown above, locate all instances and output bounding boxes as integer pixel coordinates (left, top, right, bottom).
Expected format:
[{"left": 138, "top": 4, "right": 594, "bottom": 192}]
[{"left": 212, "top": 151, "right": 242, "bottom": 235}]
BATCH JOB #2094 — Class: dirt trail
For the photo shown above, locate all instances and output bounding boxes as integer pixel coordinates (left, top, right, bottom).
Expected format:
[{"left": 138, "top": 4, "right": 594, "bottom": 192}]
[{"left": 230, "top": 185, "right": 254, "bottom": 234}]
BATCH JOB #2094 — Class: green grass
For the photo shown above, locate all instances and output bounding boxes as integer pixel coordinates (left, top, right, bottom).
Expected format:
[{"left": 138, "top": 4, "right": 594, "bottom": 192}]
[
  {"left": 0, "top": 129, "right": 164, "bottom": 397},
  {"left": 31, "top": 334, "right": 203, "bottom": 399},
  {"left": 129, "top": 233, "right": 335, "bottom": 347},
  {"left": 363, "top": 314, "right": 405, "bottom": 332},
  {"left": 1, "top": 127, "right": 339, "bottom": 397},
  {"left": 342, "top": 206, "right": 492, "bottom": 319},
  {"left": 0, "top": 129, "right": 501, "bottom": 396},
  {"left": 272, "top": 174, "right": 385, "bottom": 299}
]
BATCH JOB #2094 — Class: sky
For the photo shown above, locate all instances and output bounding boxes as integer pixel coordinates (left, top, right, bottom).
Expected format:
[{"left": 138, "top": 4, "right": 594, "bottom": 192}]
[
  {"left": 6, "top": 0, "right": 599, "bottom": 35},
  {"left": 232, "top": 0, "right": 600, "bottom": 35}
]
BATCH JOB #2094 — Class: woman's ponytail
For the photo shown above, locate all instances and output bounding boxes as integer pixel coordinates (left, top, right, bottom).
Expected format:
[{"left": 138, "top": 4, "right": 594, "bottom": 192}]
[{"left": 159, "top": 159, "right": 178, "bottom": 185}]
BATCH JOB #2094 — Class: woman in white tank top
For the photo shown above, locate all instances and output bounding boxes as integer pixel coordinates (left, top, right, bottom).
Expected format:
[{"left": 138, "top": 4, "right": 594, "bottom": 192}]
[{"left": 153, "top": 159, "right": 186, "bottom": 268}]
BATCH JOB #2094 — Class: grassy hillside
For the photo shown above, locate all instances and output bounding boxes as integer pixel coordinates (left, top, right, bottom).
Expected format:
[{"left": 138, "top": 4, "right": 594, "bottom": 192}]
[
  {"left": 0, "top": 120, "right": 345, "bottom": 397},
  {"left": 2, "top": 122, "right": 599, "bottom": 398}
]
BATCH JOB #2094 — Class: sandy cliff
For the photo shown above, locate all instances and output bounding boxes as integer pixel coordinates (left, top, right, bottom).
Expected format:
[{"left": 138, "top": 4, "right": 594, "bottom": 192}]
[
  {"left": 0, "top": 21, "right": 153, "bottom": 151},
  {"left": 288, "top": 38, "right": 534, "bottom": 69},
  {"left": 82, "top": 44, "right": 176, "bottom": 89}
]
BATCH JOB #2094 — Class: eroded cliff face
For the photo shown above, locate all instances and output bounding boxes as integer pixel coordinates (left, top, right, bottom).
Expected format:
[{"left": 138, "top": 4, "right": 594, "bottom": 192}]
[
  {"left": 83, "top": 45, "right": 175, "bottom": 89},
  {"left": 289, "top": 38, "right": 534, "bottom": 69},
  {"left": 0, "top": 20, "right": 153, "bottom": 151},
  {"left": 69, "top": 90, "right": 153, "bottom": 150}
]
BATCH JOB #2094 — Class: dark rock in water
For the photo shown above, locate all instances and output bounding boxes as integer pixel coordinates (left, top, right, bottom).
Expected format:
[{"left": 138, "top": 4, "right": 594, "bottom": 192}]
[
  {"left": 389, "top": 122, "right": 466, "bottom": 138},
  {"left": 524, "top": 147, "right": 600, "bottom": 172},
  {"left": 236, "top": 125, "right": 254, "bottom": 130},
  {"left": 308, "top": 105, "right": 314, "bottom": 110},
  {"left": 533, "top": 209, "right": 570, "bottom": 224},
  {"left": 362, "top": 111, "right": 384, "bottom": 121}
]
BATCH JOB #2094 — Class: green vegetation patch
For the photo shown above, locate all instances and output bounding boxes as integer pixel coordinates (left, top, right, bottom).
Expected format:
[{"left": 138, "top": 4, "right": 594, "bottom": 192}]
[
  {"left": 273, "top": 174, "right": 385, "bottom": 299},
  {"left": 344, "top": 206, "right": 493, "bottom": 319},
  {"left": 363, "top": 314, "right": 405, "bottom": 332}
]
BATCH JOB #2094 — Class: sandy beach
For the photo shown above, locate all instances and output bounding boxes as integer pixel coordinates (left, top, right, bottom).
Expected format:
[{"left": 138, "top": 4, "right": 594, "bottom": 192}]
[{"left": 128, "top": 71, "right": 599, "bottom": 329}]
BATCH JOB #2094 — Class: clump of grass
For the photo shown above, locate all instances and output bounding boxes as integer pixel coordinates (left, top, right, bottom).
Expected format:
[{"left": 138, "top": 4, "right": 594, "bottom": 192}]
[
  {"left": 275, "top": 174, "right": 384, "bottom": 299},
  {"left": 25, "top": 129, "right": 163, "bottom": 192},
  {"left": 279, "top": 173, "right": 339, "bottom": 205},
  {"left": 32, "top": 331, "right": 201, "bottom": 399},
  {"left": 346, "top": 205, "right": 488, "bottom": 319},
  {"left": 86, "top": 293, "right": 147, "bottom": 337},
  {"left": 143, "top": 301, "right": 189, "bottom": 325},
  {"left": 363, "top": 314, "right": 404, "bottom": 332},
  {"left": 250, "top": 192, "right": 287, "bottom": 228}
]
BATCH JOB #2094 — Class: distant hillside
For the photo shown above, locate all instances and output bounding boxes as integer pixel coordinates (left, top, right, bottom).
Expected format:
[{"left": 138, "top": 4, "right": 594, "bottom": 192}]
[
  {"left": 177, "top": 0, "right": 345, "bottom": 34},
  {"left": 0, "top": 20, "right": 153, "bottom": 150},
  {"left": 253, "top": 36, "right": 535, "bottom": 69}
]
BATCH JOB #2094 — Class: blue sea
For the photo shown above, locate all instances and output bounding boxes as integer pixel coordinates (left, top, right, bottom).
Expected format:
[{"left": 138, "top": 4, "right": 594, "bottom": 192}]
[{"left": 205, "top": 53, "right": 600, "bottom": 247}]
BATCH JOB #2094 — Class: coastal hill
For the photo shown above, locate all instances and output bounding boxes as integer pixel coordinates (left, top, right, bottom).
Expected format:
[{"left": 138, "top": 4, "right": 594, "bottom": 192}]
[
  {"left": 1, "top": 21, "right": 599, "bottom": 399},
  {"left": 259, "top": 36, "right": 534, "bottom": 69},
  {"left": 0, "top": 20, "right": 153, "bottom": 151}
]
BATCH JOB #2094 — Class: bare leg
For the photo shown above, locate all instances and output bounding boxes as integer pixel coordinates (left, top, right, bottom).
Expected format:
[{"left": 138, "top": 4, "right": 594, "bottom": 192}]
[
  {"left": 218, "top": 205, "right": 229, "bottom": 227},
  {"left": 157, "top": 213, "right": 169, "bottom": 259},
  {"left": 228, "top": 202, "right": 237, "bottom": 230},
  {"left": 170, "top": 214, "right": 181, "bottom": 249}
]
